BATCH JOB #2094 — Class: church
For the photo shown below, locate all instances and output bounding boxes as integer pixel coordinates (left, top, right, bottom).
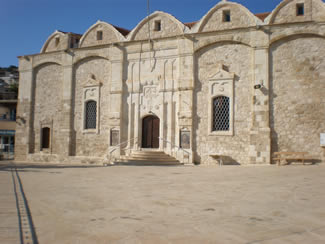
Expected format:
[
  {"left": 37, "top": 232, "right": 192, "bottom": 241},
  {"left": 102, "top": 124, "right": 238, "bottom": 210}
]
[{"left": 15, "top": 0, "right": 325, "bottom": 165}]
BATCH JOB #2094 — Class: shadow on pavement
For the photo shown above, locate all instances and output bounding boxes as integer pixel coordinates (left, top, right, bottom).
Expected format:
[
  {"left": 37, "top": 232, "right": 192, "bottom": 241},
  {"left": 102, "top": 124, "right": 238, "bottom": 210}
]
[
  {"left": 0, "top": 161, "right": 105, "bottom": 172},
  {"left": 11, "top": 166, "right": 39, "bottom": 244}
]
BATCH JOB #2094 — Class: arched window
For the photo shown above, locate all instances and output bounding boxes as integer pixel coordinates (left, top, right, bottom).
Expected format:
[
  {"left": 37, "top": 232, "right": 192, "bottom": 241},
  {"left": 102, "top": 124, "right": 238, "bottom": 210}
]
[
  {"left": 213, "top": 96, "right": 230, "bottom": 131},
  {"left": 42, "top": 127, "right": 50, "bottom": 149},
  {"left": 85, "top": 100, "right": 97, "bottom": 129}
]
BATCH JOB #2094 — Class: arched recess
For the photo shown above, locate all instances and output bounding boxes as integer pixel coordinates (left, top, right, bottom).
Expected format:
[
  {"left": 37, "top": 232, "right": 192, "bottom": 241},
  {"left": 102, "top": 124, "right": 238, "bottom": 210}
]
[
  {"left": 266, "top": 0, "right": 325, "bottom": 25},
  {"left": 79, "top": 21, "right": 126, "bottom": 48},
  {"left": 269, "top": 33, "right": 325, "bottom": 159},
  {"left": 71, "top": 56, "right": 110, "bottom": 157},
  {"left": 127, "top": 11, "right": 188, "bottom": 41},
  {"left": 192, "top": 1, "right": 260, "bottom": 33},
  {"left": 32, "top": 62, "right": 63, "bottom": 154},
  {"left": 40, "top": 31, "right": 67, "bottom": 53},
  {"left": 193, "top": 40, "right": 252, "bottom": 164}
]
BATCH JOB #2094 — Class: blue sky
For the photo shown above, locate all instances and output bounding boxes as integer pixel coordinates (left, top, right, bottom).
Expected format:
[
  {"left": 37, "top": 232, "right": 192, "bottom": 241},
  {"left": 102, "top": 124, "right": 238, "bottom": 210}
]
[{"left": 1, "top": 0, "right": 283, "bottom": 67}]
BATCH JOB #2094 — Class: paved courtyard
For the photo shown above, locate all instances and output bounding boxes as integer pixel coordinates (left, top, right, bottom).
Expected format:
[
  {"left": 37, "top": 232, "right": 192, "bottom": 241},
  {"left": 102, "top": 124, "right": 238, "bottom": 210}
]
[{"left": 1, "top": 162, "right": 325, "bottom": 244}]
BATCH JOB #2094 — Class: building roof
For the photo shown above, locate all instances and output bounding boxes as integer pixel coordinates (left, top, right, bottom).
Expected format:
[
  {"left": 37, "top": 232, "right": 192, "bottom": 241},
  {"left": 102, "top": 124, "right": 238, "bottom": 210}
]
[
  {"left": 184, "top": 21, "right": 197, "bottom": 29},
  {"left": 112, "top": 25, "right": 130, "bottom": 36},
  {"left": 255, "top": 12, "right": 270, "bottom": 21}
]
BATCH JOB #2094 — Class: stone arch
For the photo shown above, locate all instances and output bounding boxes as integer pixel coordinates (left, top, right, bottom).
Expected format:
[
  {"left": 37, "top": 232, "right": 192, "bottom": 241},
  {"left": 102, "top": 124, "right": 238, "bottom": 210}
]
[
  {"left": 40, "top": 31, "right": 67, "bottom": 53},
  {"left": 266, "top": 0, "right": 325, "bottom": 25},
  {"left": 127, "top": 11, "right": 188, "bottom": 41},
  {"left": 193, "top": 1, "right": 260, "bottom": 33},
  {"left": 195, "top": 39, "right": 252, "bottom": 54},
  {"left": 270, "top": 32, "right": 325, "bottom": 46},
  {"left": 33, "top": 58, "right": 62, "bottom": 70},
  {"left": 33, "top": 62, "right": 62, "bottom": 74},
  {"left": 79, "top": 21, "right": 126, "bottom": 47},
  {"left": 73, "top": 55, "right": 109, "bottom": 66}
]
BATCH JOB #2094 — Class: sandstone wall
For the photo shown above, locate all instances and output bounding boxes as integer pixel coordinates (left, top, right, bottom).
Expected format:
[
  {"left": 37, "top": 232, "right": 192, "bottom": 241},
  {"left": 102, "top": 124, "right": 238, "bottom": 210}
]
[
  {"left": 270, "top": 36, "right": 325, "bottom": 159},
  {"left": 194, "top": 43, "right": 252, "bottom": 164},
  {"left": 72, "top": 57, "right": 111, "bottom": 157}
]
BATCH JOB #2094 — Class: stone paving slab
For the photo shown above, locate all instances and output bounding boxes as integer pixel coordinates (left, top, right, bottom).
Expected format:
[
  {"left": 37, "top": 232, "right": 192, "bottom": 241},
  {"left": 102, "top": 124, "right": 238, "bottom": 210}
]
[
  {"left": 5, "top": 162, "right": 325, "bottom": 243},
  {"left": 0, "top": 169, "right": 20, "bottom": 244}
]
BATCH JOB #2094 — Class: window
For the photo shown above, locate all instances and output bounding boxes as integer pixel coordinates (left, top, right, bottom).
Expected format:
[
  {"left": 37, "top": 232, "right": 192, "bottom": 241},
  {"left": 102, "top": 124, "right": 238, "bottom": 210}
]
[
  {"left": 296, "top": 3, "right": 304, "bottom": 16},
  {"left": 85, "top": 100, "right": 97, "bottom": 129},
  {"left": 70, "top": 38, "right": 80, "bottom": 48},
  {"left": 97, "top": 31, "right": 103, "bottom": 40},
  {"left": 55, "top": 37, "right": 60, "bottom": 47},
  {"left": 207, "top": 65, "right": 234, "bottom": 136},
  {"left": 42, "top": 127, "right": 50, "bottom": 149},
  {"left": 223, "top": 10, "right": 231, "bottom": 22},
  {"left": 154, "top": 20, "right": 161, "bottom": 31},
  {"left": 213, "top": 96, "right": 230, "bottom": 131}
]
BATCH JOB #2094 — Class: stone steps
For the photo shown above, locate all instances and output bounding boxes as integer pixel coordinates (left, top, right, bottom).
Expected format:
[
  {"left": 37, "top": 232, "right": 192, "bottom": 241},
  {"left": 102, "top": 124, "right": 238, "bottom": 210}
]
[{"left": 114, "top": 151, "right": 183, "bottom": 166}]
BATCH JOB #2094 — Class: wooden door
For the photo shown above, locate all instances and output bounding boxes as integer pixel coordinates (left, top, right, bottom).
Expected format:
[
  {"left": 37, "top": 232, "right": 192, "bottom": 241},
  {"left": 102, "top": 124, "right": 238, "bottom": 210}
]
[{"left": 142, "top": 116, "right": 160, "bottom": 148}]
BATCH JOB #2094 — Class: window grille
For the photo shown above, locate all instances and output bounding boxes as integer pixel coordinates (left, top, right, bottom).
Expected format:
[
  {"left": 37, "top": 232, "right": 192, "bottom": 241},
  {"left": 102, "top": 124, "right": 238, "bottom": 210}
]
[
  {"left": 213, "top": 96, "right": 230, "bottom": 131},
  {"left": 85, "top": 101, "right": 97, "bottom": 129}
]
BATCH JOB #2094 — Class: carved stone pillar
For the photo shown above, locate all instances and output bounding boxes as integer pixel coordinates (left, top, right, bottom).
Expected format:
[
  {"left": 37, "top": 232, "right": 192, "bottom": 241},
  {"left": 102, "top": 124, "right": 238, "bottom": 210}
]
[{"left": 109, "top": 45, "right": 124, "bottom": 156}]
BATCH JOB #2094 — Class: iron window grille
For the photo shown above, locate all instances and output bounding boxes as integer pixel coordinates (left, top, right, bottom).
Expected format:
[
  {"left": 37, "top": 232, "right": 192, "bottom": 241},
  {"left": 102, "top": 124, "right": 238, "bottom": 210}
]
[
  {"left": 212, "top": 96, "right": 230, "bottom": 131},
  {"left": 85, "top": 100, "right": 97, "bottom": 129}
]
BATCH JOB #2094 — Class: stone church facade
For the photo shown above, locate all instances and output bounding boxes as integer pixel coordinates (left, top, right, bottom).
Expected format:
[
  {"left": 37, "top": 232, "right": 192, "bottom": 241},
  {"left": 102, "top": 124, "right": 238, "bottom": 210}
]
[{"left": 16, "top": 0, "right": 325, "bottom": 165}]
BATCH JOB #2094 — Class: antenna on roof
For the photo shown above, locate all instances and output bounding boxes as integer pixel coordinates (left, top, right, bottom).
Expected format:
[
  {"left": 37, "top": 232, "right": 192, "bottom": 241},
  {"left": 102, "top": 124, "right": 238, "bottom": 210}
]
[{"left": 147, "top": 0, "right": 152, "bottom": 68}]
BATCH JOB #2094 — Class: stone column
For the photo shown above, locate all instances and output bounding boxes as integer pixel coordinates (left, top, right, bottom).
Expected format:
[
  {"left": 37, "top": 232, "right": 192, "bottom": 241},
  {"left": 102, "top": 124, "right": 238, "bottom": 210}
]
[
  {"left": 15, "top": 57, "right": 34, "bottom": 161},
  {"left": 249, "top": 46, "right": 271, "bottom": 164},
  {"left": 109, "top": 45, "right": 124, "bottom": 156},
  {"left": 177, "top": 37, "right": 194, "bottom": 165},
  {"left": 59, "top": 52, "right": 74, "bottom": 159}
]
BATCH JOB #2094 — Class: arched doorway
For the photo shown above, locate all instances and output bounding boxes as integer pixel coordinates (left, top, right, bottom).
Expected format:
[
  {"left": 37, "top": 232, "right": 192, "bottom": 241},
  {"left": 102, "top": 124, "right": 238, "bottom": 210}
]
[{"left": 142, "top": 115, "right": 160, "bottom": 148}]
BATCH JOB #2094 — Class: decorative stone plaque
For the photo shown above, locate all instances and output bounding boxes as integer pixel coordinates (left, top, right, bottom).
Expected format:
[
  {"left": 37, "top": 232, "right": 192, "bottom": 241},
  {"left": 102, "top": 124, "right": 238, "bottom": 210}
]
[
  {"left": 180, "top": 130, "right": 190, "bottom": 149},
  {"left": 110, "top": 130, "right": 119, "bottom": 146}
]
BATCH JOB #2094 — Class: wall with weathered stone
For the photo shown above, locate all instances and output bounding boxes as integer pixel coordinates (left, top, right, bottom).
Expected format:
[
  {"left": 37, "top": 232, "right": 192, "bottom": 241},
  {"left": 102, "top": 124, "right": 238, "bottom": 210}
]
[
  {"left": 270, "top": 0, "right": 323, "bottom": 24},
  {"left": 43, "top": 33, "right": 69, "bottom": 53},
  {"left": 199, "top": 3, "right": 256, "bottom": 33},
  {"left": 194, "top": 42, "right": 253, "bottom": 165},
  {"left": 80, "top": 23, "right": 121, "bottom": 48},
  {"left": 312, "top": 0, "right": 325, "bottom": 22},
  {"left": 131, "top": 13, "right": 184, "bottom": 41},
  {"left": 33, "top": 63, "right": 63, "bottom": 154},
  {"left": 270, "top": 35, "right": 325, "bottom": 159},
  {"left": 72, "top": 57, "right": 111, "bottom": 157}
]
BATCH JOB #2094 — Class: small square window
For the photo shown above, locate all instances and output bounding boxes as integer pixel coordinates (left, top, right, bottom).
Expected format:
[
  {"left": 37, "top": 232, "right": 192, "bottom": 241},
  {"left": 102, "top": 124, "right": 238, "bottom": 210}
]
[
  {"left": 223, "top": 10, "right": 231, "bottom": 22},
  {"left": 97, "top": 31, "right": 103, "bottom": 40},
  {"left": 154, "top": 20, "right": 161, "bottom": 31},
  {"left": 296, "top": 3, "right": 304, "bottom": 16},
  {"left": 55, "top": 37, "right": 60, "bottom": 47}
]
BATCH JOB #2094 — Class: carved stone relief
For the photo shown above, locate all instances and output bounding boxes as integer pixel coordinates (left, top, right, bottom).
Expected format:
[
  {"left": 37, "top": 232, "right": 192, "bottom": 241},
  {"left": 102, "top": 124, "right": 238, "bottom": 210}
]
[{"left": 140, "top": 81, "right": 161, "bottom": 114}]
